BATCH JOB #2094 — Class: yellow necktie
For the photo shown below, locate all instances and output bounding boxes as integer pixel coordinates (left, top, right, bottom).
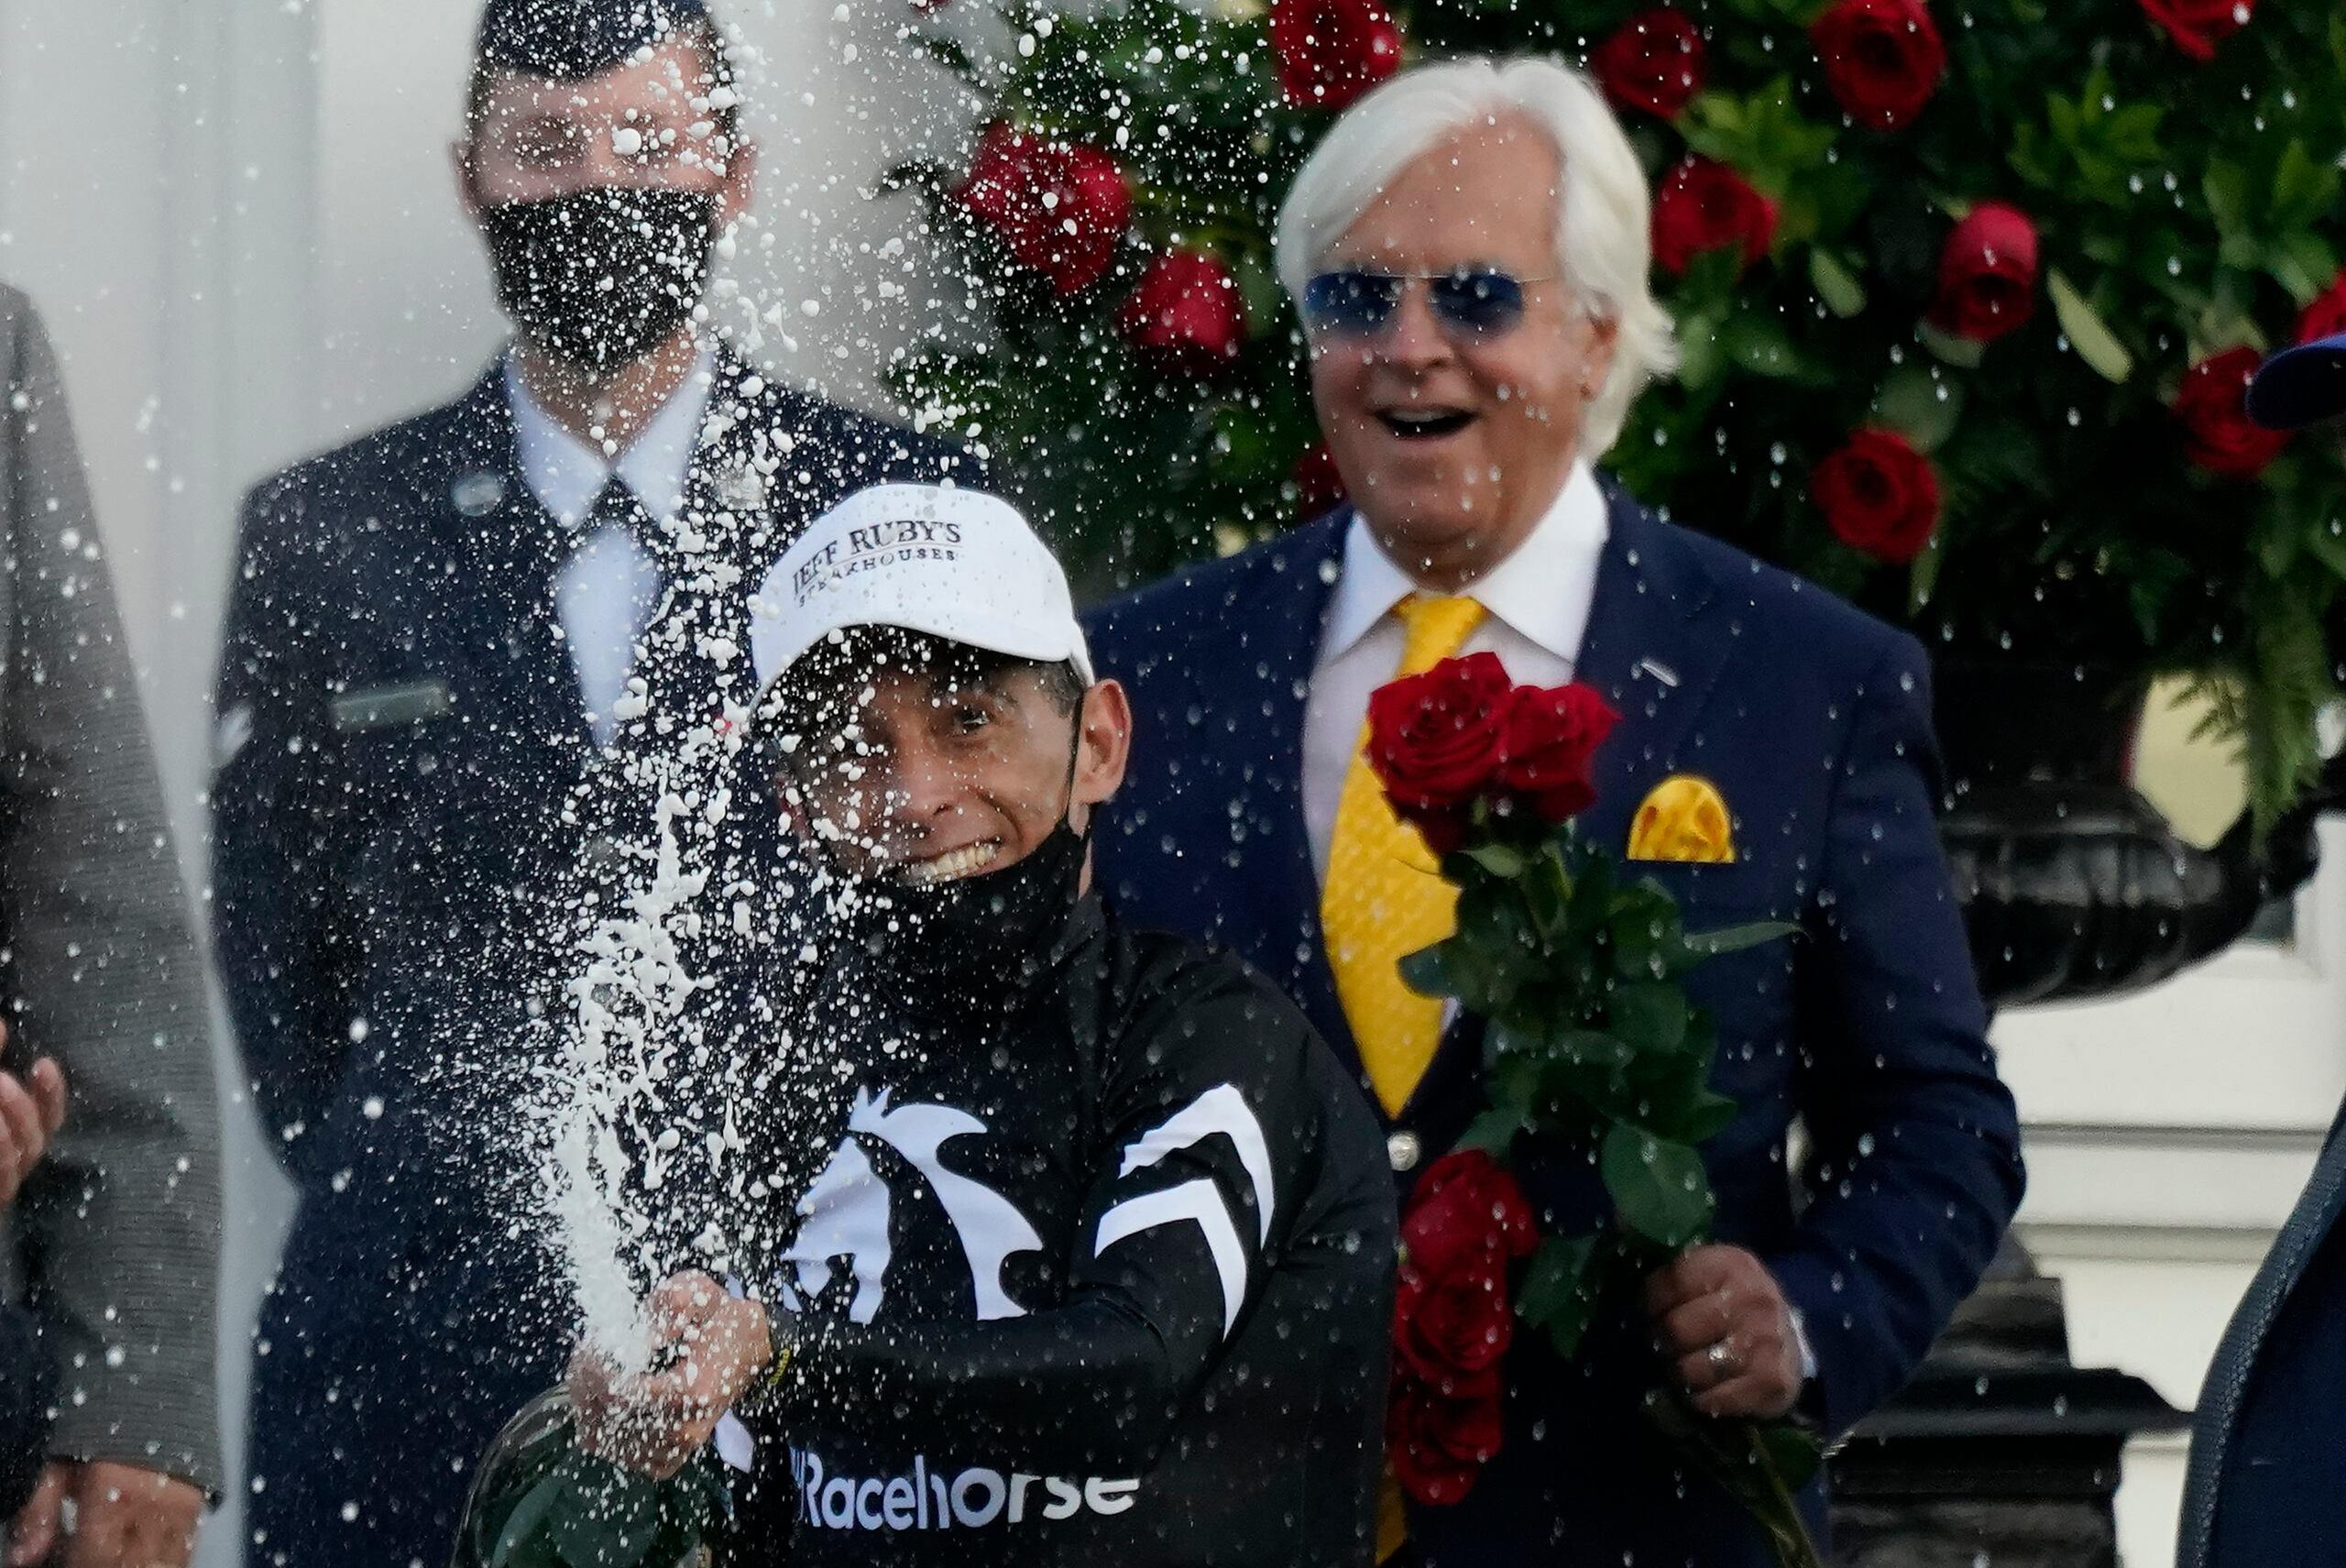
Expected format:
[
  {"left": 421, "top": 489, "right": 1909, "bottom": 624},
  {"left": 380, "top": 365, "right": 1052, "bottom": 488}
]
[{"left": 1322, "top": 593, "right": 1486, "bottom": 1118}]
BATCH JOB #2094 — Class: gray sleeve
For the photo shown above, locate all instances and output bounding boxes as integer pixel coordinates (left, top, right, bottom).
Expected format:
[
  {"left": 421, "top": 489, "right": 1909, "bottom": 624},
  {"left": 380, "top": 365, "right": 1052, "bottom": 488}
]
[{"left": 0, "top": 290, "right": 223, "bottom": 1491}]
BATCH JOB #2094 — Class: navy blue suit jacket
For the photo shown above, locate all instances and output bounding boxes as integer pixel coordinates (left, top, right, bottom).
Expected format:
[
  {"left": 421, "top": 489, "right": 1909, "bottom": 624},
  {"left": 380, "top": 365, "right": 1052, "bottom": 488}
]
[
  {"left": 212, "top": 352, "right": 969, "bottom": 1568},
  {"left": 2180, "top": 1101, "right": 2346, "bottom": 1568},
  {"left": 1085, "top": 483, "right": 2025, "bottom": 1566},
  {"left": 0, "top": 1303, "right": 49, "bottom": 1518}
]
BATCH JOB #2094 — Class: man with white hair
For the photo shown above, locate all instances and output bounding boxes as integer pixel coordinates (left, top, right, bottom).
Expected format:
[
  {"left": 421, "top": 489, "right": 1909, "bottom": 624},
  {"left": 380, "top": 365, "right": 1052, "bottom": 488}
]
[{"left": 1087, "top": 57, "right": 2023, "bottom": 1565}]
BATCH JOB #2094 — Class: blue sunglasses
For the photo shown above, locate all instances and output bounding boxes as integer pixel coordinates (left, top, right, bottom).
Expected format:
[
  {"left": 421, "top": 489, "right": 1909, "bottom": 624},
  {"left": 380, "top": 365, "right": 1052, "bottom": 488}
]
[{"left": 1299, "top": 267, "right": 1555, "bottom": 338}]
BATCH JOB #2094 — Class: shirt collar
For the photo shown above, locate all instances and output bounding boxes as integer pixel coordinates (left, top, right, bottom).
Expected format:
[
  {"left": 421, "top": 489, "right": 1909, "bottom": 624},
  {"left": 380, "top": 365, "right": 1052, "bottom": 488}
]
[
  {"left": 502, "top": 346, "right": 718, "bottom": 528},
  {"left": 1470, "top": 459, "right": 1608, "bottom": 664},
  {"left": 1321, "top": 459, "right": 1610, "bottom": 666}
]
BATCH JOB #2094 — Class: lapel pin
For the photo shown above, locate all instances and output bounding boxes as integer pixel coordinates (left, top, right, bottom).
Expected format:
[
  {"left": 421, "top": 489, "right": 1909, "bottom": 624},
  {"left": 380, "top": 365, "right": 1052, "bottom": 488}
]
[
  {"left": 1637, "top": 656, "right": 1681, "bottom": 687},
  {"left": 452, "top": 472, "right": 508, "bottom": 518}
]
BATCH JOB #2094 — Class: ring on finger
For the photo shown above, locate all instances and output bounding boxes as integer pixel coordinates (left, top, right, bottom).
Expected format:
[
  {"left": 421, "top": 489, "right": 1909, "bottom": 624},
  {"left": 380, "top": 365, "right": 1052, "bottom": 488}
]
[{"left": 1705, "top": 1339, "right": 1738, "bottom": 1378}]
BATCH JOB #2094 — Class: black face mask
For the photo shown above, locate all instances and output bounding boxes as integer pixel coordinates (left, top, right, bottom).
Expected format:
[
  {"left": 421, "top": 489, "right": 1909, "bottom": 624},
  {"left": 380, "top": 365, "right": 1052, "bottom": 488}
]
[
  {"left": 480, "top": 187, "right": 717, "bottom": 373},
  {"left": 872, "top": 815, "right": 1091, "bottom": 992},
  {"left": 806, "top": 721, "right": 1091, "bottom": 999}
]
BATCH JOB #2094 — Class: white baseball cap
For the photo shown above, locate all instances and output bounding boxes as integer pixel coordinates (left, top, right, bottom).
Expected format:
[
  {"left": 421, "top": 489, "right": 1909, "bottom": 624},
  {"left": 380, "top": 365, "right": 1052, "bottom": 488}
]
[{"left": 749, "top": 483, "right": 1094, "bottom": 695}]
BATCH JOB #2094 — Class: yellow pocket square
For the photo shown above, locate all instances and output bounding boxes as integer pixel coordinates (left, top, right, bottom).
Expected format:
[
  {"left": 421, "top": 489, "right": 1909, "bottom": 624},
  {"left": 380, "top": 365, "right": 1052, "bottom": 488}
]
[{"left": 1627, "top": 774, "right": 1737, "bottom": 863}]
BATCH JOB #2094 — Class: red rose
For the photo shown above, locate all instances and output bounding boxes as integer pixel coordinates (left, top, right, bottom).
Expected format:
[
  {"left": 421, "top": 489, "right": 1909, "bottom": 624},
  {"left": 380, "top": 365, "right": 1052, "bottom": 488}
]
[
  {"left": 1399, "top": 1149, "right": 1540, "bottom": 1280},
  {"left": 1651, "top": 157, "right": 1777, "bottom": 279},
  {"left": 2174, "top": 347, "right": 2291, "bottom": 479},
  {"left": 2139, "top": 0, "right": 2254, "bottom": 61},
  {"left": 1926, "top": 201, "right": 2038, "bottom": 344},
  {"left": 951, "top": 123, "right": 1132, "bottom": 296},
  {"left": 1811, "top": 429, "right": 1942, "bottom": 565},
  {"left": 1365, "top": 652, "right": 1514, "bottom": 855},
  {"left": 1496, "top": 684, "right": 1618, "bottom": 826},
  {"left": 1270, "top": 0, "right": 1403, "bottom": 112},
  {"left": 1291, "top": 442, "right": 1348, "bottom": 521},
  {"left": 1117, "top": 250, "right": 1247, "bottom": 376},
  {"left": 1809, "top": 0, "right": 1946, "bottom": 132},
  {"left": 1394, "top": 1255, "right": 1514, "bottom": 1382},
  {"left": 1387, "top": 1371, "right": 1504, "bottom": 1506},
  {"left": 2297, "top": 269, "right": 2346, "bottom": 345},
  {"left": 1592, "top": 9, "right": 1706, "bottom": 120}
]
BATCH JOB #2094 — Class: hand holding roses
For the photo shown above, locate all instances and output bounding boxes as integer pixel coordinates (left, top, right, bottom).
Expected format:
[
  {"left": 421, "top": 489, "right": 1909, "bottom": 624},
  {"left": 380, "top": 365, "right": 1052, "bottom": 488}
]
[{"left": 1644, "top": 1245, "right": 1806, "bottom": 1422}]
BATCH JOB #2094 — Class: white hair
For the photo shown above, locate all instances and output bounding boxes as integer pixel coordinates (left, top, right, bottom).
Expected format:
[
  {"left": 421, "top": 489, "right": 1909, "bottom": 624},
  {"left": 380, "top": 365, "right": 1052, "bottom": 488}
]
[{"left": 1273, "top": 56, "right": 1678, "bottom": 459}]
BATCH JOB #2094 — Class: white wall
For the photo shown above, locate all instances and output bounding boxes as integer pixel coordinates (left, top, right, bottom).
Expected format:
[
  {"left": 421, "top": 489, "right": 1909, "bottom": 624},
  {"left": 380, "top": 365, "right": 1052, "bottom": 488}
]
[{"left": 0, "top": 4, "right": 955, "bottom": 1563}]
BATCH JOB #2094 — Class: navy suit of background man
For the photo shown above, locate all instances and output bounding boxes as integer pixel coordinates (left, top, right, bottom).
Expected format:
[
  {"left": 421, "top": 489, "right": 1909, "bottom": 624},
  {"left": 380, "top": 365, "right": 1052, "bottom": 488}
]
[{"left": 210, "top": 5, "right": 969, "bottom": 1565}]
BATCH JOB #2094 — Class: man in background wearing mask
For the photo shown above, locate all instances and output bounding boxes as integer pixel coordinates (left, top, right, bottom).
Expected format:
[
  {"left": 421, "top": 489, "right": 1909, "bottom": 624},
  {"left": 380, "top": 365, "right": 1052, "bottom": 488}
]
[
  {"left": 211, "top": 4, "right": 967, "bottom": 1564},
  {"left": 562, "top": 482, "right": 1395, "bottom": 1566}
]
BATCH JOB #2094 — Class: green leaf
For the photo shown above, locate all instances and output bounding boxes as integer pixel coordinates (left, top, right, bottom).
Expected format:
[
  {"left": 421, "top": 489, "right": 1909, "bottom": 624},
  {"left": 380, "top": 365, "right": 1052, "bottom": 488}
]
[
  {"left": 1454, "top": 1106, "right": 1526, "bottom": 1156},
  {"left": 2273, "top": 140, "right": 2341, "bottom": 231},
  {"left": 2203, "top": 159, "right": 2254, "bottom": 241},
  {"left": 1717, "top": 310, "right": 1817, "bottom": 382},
  {"left": 2272, "top": 232, "right": 2341, "bottom": 308},
  {"left": 908, "top": 32, "right": 981, "bottom": 82},
  {"left": 1463, "top": 841, "right": 1529, "bottom": 879},
  {"left": 1552, "top": 1027, "right": 1638, "bottom": 1069},
  {"left": 1230, "top": 245, "right": 1287, "bottom": 343},
  {"left": 2305, "top": 522, "right": 2346, "bottom": 583},
  {"left": 1601, "top": 1124, "right": 1716, "bottom": 1250},
  {"left": 1608, "top": 898, "right": 1671, "bottom": 979},
  {"left": 1875, "top": 363, "right": 1965, "bottom": 454},
  {"left": 1609, "top": 981, "right": 1691, "bottom": 1054},
  {"left": 1908, "top": 527, "right": 1945, "bottom": 613},
  {"left": 1671, "top": 304, "right": 1727, "bottom": 392},
  {"left": 1679, "top": 77, "right": 1836, "bottom": 193},
  {"left": 1807, "top": 249, "right": 1867, "bottom": 318},
  {"left": 1680, "top": 920, "right": 1801, "bottom": 959},
  {"left": 1396, "top": 944, "right": 1460, "bottom": 1003},
  {"left": 1914, "top": 320, "right": 1986, "bottom": 369},
  {"left": 1489, "top": 1054, "right": 1542, "bottom": 1120},
  {"left": 2046, "top": 269, "right": 2134, "bottom": 383},
  {"left": 1681, "top": 1089, "right": 1742, "bottom": 1146},
  {"left": 1516, "top": 1234, "right": 1604, "bottom": 1361},
  {"left": 1758, "top": 1421, "right": 1827, "bottom": 1493}
]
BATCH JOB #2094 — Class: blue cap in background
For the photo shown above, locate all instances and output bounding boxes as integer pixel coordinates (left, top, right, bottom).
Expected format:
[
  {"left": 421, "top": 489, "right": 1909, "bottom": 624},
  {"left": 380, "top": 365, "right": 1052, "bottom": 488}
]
[{"left": 2245, "top": 332, "right": 2346, "bottom": 431}]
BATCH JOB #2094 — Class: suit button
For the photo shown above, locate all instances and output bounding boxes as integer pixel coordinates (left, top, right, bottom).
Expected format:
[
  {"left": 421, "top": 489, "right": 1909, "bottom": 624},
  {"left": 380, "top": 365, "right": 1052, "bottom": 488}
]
[{"left": 1387, "top": 1132, "right": 1421, "bottom": 1173}]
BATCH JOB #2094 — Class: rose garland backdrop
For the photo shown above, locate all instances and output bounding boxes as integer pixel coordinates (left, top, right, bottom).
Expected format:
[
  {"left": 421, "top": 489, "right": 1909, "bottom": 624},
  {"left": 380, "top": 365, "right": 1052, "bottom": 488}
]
[{"left": 884, "top": 0, "right": 2346, "bottom": 831}]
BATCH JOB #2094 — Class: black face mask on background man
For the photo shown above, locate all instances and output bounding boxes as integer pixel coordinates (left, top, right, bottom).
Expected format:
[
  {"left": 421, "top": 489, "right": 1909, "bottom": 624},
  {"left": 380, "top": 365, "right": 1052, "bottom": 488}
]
[{"left": 480, "top": 186, "right": 718, "bottom": 374}]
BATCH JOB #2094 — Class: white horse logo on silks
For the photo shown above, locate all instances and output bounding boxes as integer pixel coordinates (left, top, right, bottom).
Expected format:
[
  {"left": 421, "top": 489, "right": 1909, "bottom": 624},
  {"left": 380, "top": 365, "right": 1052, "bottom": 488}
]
[{"left": 779, "top": 1087, "right": 1045, "bottom": 1324}]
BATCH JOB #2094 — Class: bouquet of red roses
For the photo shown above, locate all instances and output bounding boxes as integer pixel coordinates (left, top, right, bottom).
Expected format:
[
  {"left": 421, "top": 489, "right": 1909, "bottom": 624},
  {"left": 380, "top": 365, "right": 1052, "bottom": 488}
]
[{"left": 1367, "top": 652, "right": 1823, "bottom": 1568}]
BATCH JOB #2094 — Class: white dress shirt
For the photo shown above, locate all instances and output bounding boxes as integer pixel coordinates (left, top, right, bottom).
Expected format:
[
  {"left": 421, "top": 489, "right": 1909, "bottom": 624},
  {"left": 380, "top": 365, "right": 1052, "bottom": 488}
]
[
  {"left": 504, "top": 350, "right": 716, "bottom": 745},
  {"left": 1300, "top": 459, "right": 1610, "bottom": 878}
]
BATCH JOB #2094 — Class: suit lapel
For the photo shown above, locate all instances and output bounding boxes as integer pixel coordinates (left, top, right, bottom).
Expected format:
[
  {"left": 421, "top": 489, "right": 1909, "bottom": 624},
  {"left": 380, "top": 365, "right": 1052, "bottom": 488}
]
[
  {"left": 1231, "top": 511, "right": 1353, "bottom": 1063},
  {"left": 1571, "top": 480, "right": 1735, "bottom": 852},
  {"left": 435, "top": 365, "right": 596, "bottom": 782},
  {"left": 2188, "top": 1108, "right": 2346, "bottom": 1553}
]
